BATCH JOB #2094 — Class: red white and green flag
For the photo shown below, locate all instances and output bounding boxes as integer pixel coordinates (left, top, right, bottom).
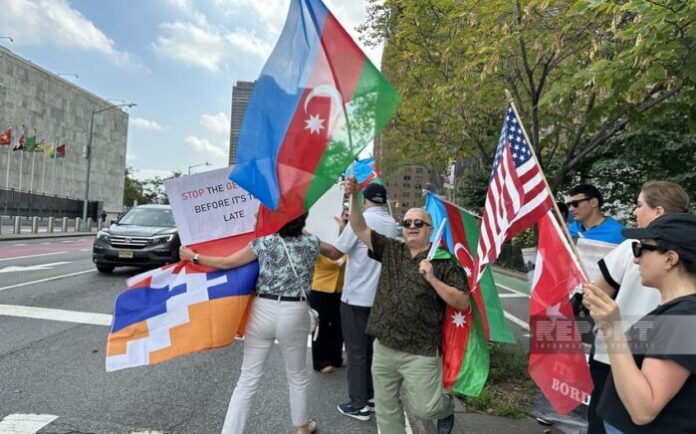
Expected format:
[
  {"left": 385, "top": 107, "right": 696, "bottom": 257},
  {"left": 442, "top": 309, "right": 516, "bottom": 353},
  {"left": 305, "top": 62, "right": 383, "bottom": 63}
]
[
  {"left": 228, "top": 0, "right": 400, "bottom": 236},
  {"left": 425, "top": 192, "right": 516, "bottom": 395}
]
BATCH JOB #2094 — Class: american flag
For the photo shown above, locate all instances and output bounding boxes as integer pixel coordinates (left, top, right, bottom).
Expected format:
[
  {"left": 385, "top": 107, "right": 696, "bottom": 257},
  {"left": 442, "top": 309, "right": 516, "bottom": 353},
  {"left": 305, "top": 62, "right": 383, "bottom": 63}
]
[{"left": 473, "top": 104, "right": 552, "bottom": 284}]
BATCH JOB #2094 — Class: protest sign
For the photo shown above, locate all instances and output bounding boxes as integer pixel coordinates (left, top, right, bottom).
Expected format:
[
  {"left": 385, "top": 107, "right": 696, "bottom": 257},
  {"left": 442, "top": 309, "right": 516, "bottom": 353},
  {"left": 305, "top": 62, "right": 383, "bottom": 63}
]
[
  {"left": 306, "top": 182, "right": 344, "bottom": 245},
  {"left": 165, "top": 167, "right": 259, "bottom": 245}
]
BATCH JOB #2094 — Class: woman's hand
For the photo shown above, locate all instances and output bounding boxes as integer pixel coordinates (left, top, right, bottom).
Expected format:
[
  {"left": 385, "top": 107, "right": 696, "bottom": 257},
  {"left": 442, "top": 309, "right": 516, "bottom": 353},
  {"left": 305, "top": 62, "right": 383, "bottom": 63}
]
[
  {"left": 582, "top": 282, "right": 621, "bottom": 331},
  {"left": 179, "top": 246, "right": 196, "bottom": 261}
]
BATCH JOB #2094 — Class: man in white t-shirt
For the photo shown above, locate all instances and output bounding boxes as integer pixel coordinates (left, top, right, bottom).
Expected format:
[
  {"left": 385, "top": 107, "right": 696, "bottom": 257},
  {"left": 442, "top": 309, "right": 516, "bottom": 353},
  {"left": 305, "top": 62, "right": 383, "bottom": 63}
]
[{"left": 322, "top": 183, "right": 398, "bottom": 422}]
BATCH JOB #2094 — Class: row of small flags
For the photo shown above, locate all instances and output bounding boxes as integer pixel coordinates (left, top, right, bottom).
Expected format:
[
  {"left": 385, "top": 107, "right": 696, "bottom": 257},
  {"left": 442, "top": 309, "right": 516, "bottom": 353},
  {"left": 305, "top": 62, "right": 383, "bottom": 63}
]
[{"left": 0, "top": 128, "right": 66, "bottom": 157}]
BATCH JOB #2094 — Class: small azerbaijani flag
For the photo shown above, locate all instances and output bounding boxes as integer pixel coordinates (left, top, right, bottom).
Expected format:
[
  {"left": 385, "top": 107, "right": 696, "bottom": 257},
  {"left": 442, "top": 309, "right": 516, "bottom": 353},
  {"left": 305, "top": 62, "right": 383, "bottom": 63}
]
[
  {"left": 346, "top": 157, "right": 381, "bottom": 190},
  {"left": 229, "top": 0, "right": 400, "bottom": 237},
  {"left": 106, "top": 234, "right": 258, "bottom": 372}
]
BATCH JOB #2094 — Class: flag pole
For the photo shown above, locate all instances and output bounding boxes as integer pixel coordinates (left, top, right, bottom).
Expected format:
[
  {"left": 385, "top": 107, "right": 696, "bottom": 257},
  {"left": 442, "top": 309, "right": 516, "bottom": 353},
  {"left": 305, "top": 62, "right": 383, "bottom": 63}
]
[
  {"left": 506, "top": 97, "right": 589, "bottom": 280},
  {"left": 52, "top": 140, "right": 58, "bottom": 195},
  {"left": 18, "top": 126, "right": 25, "bottom": 191},
  {"left": 40, "top": 145, "right": 47, "bottom": 193},
  {"left": 30, "top": 145, "right": 36, "bottom": 193},
  {"left": 5, "top": 124, "right": 13, "bottom": 189}
]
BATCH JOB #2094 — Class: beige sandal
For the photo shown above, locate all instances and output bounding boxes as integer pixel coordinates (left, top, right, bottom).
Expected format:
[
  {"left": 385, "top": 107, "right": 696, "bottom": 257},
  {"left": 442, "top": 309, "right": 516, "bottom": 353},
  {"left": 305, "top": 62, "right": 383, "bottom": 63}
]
[{"left": 296, "top": 419, "right": 317, "bottom": 434}]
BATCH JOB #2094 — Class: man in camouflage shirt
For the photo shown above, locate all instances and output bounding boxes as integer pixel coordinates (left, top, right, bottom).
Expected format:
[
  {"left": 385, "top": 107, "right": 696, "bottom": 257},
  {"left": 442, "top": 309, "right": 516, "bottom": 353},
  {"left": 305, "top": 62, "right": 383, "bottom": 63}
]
[{"left": 343, "top": 177, "right": 470, "bottom": 434}]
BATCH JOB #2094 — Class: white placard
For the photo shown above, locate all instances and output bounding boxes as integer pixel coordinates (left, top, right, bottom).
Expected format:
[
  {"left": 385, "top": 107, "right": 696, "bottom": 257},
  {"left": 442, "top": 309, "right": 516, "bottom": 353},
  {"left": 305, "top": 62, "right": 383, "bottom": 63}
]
[
  {"left": 165, "top": 167, "right": 260, "bottom": 245},
  {"left": 306, "top": 182, "right": 344, "bottom": 245},
  {"left": 576, "top": 237, "right": 619, "bottom": 282}
]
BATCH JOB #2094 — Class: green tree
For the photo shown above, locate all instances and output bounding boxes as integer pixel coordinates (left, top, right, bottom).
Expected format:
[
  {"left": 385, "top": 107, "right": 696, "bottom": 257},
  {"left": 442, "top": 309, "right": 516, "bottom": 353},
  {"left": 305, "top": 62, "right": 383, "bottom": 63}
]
[
  {"left": 364, "top": 0, "right": 696, "bottom": 204},
  {"left": 123, "top": 166, "right": 145, "bottom": 207}
]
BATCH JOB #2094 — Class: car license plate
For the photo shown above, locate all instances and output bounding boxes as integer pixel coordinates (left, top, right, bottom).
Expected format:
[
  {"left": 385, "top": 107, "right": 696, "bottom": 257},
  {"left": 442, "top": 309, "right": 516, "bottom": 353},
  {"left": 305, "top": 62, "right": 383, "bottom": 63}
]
[{"left": 118, "top": 249, "right": 134, "bottom": 259}]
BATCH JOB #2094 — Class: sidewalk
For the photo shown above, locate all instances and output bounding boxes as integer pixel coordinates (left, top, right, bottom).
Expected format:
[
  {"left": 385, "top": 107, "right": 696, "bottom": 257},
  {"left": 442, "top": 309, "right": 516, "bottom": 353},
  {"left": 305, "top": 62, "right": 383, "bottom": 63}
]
[
  {"left": 408, "top": 398, "right": 562, "bottom": 434},
  {"left": 0, "top": 229, "right": 95, "bottom": 241}
]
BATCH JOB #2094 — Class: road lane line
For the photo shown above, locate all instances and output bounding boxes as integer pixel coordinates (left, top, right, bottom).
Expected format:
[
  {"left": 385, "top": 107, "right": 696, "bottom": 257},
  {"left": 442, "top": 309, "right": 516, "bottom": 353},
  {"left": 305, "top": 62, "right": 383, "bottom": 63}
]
[
  {"left": 0, "top": 304, "right": 112, "bottom": 326},
  {"left": 495, "top": 282, "right": 530, "bottom": 298},
  {"left": 504, "top": 311, "right": 529, "bottom": 331},
  {"left": 14, "top": 243, "right": 27, "bottom": 246},
  {"left": 0, "top": 251, "right": 68, "bottom": 262},
  {"left": 0, "top": 414, "right": 58, "bottom": 433},
  {"left": 0, "top": 269, "right": 96, "bottom": 292},
  {"left": 79, "top": 248, "right": 91, "bottom": 251},
  {"left": 498, "top": 293, "right": 528, "bottom": 298}
]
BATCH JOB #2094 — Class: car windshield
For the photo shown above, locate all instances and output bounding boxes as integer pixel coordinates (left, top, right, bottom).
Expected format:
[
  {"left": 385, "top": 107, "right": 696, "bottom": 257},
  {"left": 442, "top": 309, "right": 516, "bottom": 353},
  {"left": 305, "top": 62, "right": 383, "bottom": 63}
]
[{"left": 118, "top": 208, "right": 175, "bottom": 227}]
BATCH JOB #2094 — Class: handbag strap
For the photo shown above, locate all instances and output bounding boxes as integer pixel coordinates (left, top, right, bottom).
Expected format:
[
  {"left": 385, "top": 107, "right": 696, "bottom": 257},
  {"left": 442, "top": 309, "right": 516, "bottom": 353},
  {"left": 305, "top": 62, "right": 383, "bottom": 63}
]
[{"left": 279, "top": 236, "right": 309, "bottom": 303}]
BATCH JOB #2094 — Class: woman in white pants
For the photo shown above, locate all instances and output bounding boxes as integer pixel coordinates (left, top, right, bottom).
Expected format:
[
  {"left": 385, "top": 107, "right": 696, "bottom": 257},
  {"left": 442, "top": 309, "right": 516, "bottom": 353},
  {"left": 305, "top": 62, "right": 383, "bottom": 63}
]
[{"left": 180, "top": 213, "right": 320, "bottom": 434}]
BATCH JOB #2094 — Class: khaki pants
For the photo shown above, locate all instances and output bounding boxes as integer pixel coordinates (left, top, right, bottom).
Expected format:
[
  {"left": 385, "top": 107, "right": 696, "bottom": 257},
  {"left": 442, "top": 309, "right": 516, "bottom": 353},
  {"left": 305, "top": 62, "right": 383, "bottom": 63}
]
[{"left": 371, "top": 339, "right": 453, "bottom": 434}]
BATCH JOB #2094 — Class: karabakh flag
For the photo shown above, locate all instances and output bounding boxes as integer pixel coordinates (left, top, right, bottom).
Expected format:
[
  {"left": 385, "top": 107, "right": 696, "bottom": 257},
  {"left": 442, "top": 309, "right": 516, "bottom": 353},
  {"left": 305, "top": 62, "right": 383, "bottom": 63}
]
[
  {"left": 0, "top": 129, "right": 11, "bottom": 145},
  {"left": 229, "top": 0, "right": 400, "bottom": 237},
  {"left": 425, "top": 192, "right": 515, "bottom": 344},
  {"left": 106, "top": 233, "right": 258, "bottom": 372}
]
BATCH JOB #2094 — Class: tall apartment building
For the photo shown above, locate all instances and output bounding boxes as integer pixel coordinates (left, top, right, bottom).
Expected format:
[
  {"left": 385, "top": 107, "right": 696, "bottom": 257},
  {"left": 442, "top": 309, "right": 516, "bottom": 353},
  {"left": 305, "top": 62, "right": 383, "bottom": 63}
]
[{"left": 228, "top": 81, "right": 255, "bottom": 165}]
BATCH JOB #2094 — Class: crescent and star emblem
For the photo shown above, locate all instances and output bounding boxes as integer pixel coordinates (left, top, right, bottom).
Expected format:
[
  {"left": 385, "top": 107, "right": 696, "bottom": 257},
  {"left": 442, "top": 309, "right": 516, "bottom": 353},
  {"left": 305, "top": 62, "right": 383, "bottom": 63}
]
[{"left": 303, "top": 84, "right": 345, "bottom": 135}]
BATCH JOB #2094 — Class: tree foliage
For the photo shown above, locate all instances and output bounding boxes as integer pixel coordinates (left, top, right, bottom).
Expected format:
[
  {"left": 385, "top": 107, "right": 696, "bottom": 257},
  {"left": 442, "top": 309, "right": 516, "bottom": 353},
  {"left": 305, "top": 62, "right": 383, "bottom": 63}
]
[
  {"left": 123, "top": 167, "right": 182, "bottom": 207},
  {"left": 364, "top": 0, "right": 696, "bottom": 206}
]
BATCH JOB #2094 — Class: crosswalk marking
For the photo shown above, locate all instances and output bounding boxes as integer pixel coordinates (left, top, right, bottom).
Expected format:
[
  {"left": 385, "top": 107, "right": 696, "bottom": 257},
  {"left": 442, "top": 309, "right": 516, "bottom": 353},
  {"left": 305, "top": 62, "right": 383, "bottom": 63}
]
[
  {"left": 0, "top": 414, "right": 163, "bottom": 434},
  {"left": 0, "top": 414, "right": 58, "bottom": 433}
]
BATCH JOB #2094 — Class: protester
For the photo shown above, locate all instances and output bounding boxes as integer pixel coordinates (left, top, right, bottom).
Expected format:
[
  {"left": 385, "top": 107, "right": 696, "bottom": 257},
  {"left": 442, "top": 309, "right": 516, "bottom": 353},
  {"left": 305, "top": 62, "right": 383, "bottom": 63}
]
[
  {"left": 179, "top": 213, "right": 320, "bottom": 434},
  {"left": 583, "top": 213, "right": 696, "bottom": 433},
  {"left": 309, "top": 210, "right": 348, "bottom": 373},
  {"left": 583, "top": 181, "right": 690, "bottom": 434},
  {"left": 341, "top": 176, "right": 469, "bottom": 434},
  {"left": 322, "top": 182, "right": 398, "bottom": 421},
  {"left": 567, "top": 184, "right": 625, "bottom": 244}
]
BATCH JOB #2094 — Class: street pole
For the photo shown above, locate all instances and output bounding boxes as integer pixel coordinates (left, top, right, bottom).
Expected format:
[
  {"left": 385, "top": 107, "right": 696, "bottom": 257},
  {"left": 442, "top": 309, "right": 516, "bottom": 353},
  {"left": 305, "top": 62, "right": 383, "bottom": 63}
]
[
  {"left": 82, "top": 110, "right": 96, "bottom": 222},
  {"left": 82, "top": 102, "right": 136, "bottom": 222}
]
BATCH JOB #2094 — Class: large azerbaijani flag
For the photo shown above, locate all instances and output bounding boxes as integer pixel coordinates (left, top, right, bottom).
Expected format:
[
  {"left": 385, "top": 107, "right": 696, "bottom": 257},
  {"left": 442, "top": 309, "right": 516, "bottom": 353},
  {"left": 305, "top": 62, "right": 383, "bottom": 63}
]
[
  {"left": 229, "top": 0, "right": 400, "bottom": 236},
  {"left": 425, "top": 193, "right": 516, "bottom": 395}
]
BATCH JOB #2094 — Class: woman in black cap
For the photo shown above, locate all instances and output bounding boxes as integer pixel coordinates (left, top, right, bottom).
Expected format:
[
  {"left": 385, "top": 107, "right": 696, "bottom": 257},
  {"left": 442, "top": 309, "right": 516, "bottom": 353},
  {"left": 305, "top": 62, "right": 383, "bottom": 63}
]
[{"left": 583, "top": 213, "right": 696, "bottom": 433}]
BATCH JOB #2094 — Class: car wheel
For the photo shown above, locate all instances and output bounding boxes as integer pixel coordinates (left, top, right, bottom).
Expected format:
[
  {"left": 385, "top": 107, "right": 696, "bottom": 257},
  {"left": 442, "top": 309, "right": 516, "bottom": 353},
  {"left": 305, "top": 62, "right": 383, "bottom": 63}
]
[{"left": 97, "top": 265, "right": 115, "bottom": 273}]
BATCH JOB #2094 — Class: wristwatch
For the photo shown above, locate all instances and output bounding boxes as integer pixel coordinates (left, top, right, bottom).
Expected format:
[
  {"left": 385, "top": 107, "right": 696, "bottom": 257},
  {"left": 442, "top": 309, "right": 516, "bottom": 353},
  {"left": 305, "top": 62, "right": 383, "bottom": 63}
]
[{"left": 193, "top": 253, "right": 200, "bottom": 264}]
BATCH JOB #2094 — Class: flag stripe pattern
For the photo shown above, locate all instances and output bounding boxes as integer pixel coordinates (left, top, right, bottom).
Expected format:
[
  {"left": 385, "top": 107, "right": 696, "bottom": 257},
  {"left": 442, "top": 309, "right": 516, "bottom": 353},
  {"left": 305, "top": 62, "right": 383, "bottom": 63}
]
[
  {"left": 474, "top": 105, "right": 552, "bottom": 283},
  {"left": 230, "top": 0, "right": 399, "bottom": 237},
  {"left": 106, "top": 235, "right": 258, "bottom": 372}
]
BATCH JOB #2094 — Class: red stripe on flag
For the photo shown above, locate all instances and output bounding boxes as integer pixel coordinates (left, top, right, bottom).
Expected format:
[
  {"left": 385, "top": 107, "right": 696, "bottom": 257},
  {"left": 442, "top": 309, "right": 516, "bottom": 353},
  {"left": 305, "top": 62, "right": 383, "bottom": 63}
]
[{"left": 257, "top": 13, "right": 367, "bottom": 236}]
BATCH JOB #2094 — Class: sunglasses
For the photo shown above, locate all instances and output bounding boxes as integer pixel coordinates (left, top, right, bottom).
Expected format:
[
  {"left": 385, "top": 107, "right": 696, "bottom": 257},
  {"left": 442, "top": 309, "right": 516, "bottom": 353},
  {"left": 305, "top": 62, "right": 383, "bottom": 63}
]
[
  {"left": 631, "top": 241, "right": 666, "bottom": 258},
  {"left": 566, "top": 197, "right": 592, "bottom": 208},
  {"left": 401, "top": 219, "right": 432, "bottom": 229}
]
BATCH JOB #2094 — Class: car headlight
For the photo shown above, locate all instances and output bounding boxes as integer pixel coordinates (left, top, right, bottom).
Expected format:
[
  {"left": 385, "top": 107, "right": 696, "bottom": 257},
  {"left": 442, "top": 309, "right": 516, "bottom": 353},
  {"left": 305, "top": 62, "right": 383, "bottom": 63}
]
[
  {"left": 152, "top": 234, "right": 176, "bottom": 244},
  {"left": 96, "top": 231, "right": 111, "bottom": 241}
]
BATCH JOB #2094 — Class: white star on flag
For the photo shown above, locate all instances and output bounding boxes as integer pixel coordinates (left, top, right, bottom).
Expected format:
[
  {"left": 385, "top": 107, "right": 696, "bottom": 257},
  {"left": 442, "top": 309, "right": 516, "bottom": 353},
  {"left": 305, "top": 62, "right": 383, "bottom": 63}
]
[
  {"left": 463, "top": 266, "right": 472, "bottom": 277},
  {"left": 451, "top": 310, "right": 467, "bottom": 328},
  {"left": 546, "top": 302, "right": 566, "bottom": 325},
  {"left": 304, "top": 113, "right": 325, "bottom": 134}
]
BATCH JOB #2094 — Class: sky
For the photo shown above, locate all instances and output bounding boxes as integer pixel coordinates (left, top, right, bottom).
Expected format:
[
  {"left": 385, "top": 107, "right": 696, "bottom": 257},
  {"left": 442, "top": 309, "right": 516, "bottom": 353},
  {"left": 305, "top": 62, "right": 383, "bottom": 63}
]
[{"left": 0, "top": 0, "right": 384, "bottom": 180}]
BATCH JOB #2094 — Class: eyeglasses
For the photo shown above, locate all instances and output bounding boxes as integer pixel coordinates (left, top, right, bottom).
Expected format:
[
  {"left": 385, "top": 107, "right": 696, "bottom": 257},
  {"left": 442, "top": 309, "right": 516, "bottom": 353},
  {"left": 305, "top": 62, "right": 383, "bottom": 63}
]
[
  {"left": 631, "top": 241, "right": 666, "bottom": 258},
  {"left": 401, "top": 219, "right": 432, "bottom": 229},
  {"left": 566, "top": 197, "right": 592, "bottom": 208}
]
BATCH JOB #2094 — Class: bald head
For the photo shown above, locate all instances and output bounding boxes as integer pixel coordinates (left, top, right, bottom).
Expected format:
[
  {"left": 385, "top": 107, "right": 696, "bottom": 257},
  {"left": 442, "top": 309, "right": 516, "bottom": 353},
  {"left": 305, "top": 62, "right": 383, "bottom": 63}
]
[{"left": 403, "top": 208, "right": 432, "bottom": 225}]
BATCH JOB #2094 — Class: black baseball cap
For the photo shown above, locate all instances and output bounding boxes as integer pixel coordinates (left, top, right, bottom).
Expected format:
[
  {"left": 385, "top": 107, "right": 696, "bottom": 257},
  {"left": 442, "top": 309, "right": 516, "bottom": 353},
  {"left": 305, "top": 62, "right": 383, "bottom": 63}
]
[
  {"left": 623, "top": 213, "right": 696, "bottom": 263},
  {"left": 363, "top": 183, "right": 387, "bottom": 204}
]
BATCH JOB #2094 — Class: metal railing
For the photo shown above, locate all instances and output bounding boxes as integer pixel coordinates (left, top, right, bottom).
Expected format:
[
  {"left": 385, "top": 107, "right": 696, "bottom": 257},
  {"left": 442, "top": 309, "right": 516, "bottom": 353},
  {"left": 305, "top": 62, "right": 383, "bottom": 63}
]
[
  {"left": 0, "top": 188, "right": 100, "bottom": 219},
  {"left": 0, "top": 215, "right": 106, "bottom": 235}
]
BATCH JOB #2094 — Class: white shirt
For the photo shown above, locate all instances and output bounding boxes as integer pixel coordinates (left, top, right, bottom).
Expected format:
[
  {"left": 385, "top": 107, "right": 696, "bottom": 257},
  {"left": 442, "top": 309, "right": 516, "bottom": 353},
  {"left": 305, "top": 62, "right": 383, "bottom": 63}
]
[
  {"left": 334, "top": 206, "right": 398, "bottom": 307},
  {"left": 593, "top": 239, "right": 662, "bottom": 364}
]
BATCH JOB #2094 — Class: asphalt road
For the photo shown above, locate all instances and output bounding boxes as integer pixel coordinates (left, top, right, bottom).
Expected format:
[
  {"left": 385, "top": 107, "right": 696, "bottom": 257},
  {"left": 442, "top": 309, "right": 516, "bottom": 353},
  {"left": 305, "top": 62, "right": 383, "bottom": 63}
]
[{"left": 0, "top": 236, "right": 534, "bottom": 434}]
